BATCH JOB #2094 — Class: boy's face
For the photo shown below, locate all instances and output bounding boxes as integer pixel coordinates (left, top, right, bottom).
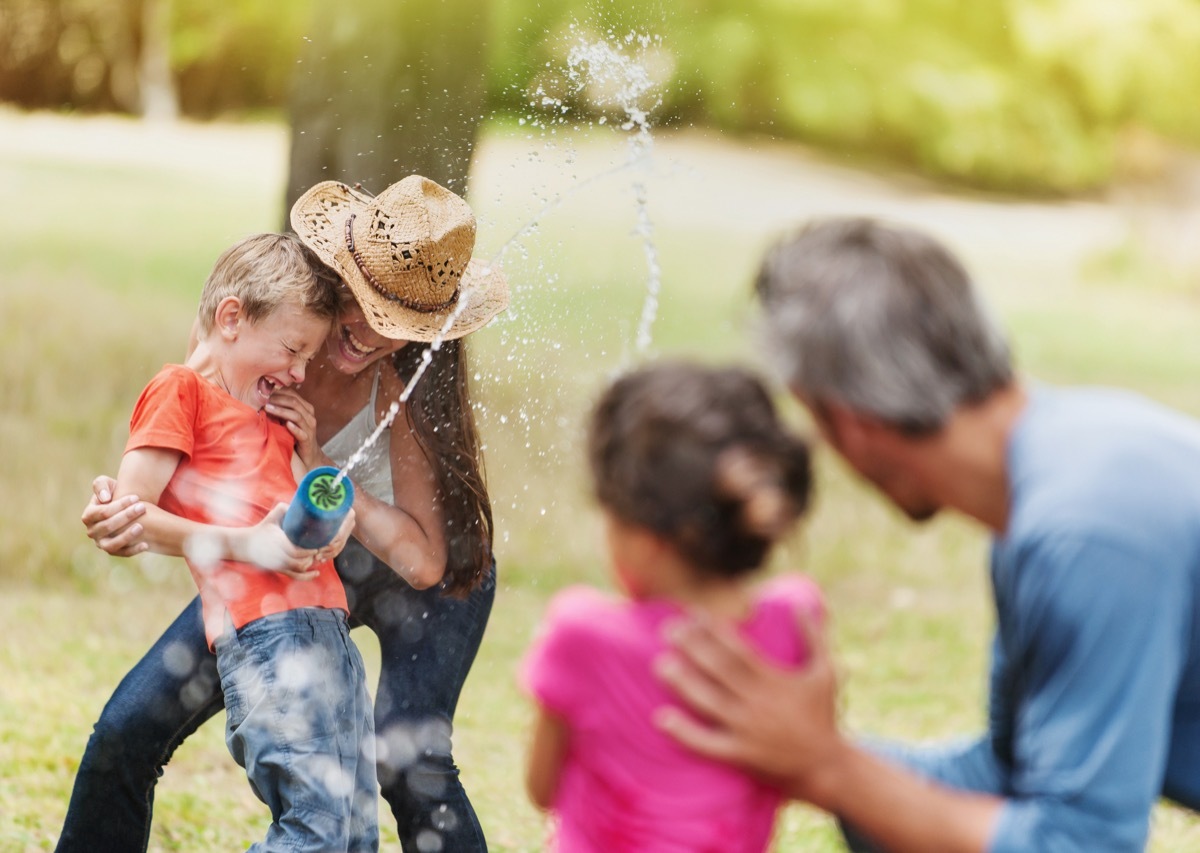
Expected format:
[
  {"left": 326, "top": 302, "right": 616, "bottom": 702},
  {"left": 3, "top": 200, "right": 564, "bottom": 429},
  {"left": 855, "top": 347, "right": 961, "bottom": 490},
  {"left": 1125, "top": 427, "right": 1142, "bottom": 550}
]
[{"left": 224, "top": 300, "right": 329, "bottom": 410}]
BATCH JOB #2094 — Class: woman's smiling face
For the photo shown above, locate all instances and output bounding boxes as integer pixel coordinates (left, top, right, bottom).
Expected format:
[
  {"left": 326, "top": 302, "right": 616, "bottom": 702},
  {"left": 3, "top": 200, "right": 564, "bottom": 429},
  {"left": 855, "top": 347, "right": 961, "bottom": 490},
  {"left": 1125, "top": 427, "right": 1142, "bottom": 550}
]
[{"left": 324, "top": 300, "right": 408, "bottom": 374}]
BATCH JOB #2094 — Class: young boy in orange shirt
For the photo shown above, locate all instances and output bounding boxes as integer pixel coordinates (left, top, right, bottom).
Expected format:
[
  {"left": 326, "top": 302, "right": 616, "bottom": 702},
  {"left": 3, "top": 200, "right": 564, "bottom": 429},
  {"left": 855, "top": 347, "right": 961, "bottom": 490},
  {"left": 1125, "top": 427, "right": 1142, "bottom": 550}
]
[{"left": 113, "top": 233, "right": 377, "bottom": 850}]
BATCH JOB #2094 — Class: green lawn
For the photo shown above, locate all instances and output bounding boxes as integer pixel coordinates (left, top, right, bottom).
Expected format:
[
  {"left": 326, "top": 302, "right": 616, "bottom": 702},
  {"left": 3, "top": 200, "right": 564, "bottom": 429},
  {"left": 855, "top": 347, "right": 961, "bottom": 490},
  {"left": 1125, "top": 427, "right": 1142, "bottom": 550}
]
[{"left": 1, "top": 108, "right": 1198, "bottom": 850}]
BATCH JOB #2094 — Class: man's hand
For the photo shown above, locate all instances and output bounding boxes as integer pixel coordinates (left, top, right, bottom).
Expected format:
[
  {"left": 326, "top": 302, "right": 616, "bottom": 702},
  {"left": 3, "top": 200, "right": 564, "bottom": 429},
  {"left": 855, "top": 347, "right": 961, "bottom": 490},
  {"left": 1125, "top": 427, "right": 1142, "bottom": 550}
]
[{"left": 655, "top": 607, "right": 847, "bottom": 803}]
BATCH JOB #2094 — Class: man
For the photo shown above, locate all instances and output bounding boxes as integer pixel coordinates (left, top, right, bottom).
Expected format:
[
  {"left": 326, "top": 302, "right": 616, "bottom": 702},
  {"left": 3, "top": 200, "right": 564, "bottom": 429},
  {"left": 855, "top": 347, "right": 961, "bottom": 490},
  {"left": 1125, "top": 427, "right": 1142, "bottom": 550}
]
[{"left": 656, "top": 218, "right": 1200, "bottom": 852}]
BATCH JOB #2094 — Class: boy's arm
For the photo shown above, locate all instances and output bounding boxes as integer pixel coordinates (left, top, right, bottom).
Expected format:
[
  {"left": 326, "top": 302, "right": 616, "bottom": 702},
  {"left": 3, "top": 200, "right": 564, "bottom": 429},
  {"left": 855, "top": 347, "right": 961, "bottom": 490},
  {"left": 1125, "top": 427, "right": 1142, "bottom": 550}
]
[
  {"left": 115, "top": 447, "right": 319, "bottom": 577},
  {"left": 526, "top": 705, "right": 569, "bottom": 811}
]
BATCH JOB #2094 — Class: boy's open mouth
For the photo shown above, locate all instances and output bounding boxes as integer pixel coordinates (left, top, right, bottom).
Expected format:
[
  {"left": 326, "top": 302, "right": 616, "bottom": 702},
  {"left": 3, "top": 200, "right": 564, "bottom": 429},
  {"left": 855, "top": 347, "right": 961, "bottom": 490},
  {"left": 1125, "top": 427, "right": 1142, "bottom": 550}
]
[{"left": 257, "top": 375, "right": 285, "bottom": 403}]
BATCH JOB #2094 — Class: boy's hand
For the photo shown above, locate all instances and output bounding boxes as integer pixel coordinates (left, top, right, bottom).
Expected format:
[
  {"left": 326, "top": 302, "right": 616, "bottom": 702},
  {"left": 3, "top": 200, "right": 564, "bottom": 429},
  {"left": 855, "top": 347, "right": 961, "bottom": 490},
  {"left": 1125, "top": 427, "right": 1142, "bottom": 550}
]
[
  {"left": 83, "top": 475, "right": 149, "bottom": 557},
  {"left": 265, "top": 387, "right": 325, "bottom": 468},
  {"left": 236, "top": 504, "right": 321, "bottom": 580}
]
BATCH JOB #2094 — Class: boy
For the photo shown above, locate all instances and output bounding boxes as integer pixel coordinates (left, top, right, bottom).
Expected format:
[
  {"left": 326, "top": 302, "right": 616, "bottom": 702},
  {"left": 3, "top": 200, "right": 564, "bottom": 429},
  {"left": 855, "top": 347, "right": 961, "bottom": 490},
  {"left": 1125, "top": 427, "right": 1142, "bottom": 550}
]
[{"left": 113, "top": 233, "right": 378, "bottom": 851}]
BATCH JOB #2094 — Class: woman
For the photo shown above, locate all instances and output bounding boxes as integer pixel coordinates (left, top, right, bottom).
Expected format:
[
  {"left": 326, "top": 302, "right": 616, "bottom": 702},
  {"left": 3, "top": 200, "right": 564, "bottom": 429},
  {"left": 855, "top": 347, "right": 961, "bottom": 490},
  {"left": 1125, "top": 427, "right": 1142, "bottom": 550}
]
[{"left": 57, "top": 176, "right": 508, "bottom": 853}]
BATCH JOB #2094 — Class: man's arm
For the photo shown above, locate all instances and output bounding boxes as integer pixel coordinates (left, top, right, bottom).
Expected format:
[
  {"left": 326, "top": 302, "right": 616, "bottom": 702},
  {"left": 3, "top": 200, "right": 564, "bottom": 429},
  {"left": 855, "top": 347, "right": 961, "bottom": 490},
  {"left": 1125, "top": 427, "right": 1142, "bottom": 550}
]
[{"left": 655, "top": 611, "right": 1001, "bottom": 853}]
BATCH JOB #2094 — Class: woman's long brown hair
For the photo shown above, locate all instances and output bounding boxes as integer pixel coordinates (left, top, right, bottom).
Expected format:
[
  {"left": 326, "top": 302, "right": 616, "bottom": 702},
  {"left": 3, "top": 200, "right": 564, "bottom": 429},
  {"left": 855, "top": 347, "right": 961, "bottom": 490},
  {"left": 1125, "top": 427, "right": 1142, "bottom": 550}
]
[{"left": 392, "top": 339, "right": 494, "bottom": 595}]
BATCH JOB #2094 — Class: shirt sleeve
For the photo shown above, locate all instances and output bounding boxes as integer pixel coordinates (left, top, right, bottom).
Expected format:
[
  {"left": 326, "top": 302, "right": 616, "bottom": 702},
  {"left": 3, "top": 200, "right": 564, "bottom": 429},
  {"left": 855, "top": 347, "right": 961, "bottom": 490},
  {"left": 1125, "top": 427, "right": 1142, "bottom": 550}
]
[
  {"left": 990, "top": 531, "right": 1188, "bottom": 853},
  {"left": 125, "top": 367, "right": 198, "bottom": 460},
  {"left": 519, "top": 587, "right": 603, "bottom": 721}
]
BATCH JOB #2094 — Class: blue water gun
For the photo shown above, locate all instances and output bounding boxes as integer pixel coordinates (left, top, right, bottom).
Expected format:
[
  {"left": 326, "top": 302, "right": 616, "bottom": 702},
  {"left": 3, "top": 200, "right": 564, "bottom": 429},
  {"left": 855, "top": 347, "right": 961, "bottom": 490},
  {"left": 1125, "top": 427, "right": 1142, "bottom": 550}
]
[{"left": 282, "top": 466, "right": 355, "bottom": 549}]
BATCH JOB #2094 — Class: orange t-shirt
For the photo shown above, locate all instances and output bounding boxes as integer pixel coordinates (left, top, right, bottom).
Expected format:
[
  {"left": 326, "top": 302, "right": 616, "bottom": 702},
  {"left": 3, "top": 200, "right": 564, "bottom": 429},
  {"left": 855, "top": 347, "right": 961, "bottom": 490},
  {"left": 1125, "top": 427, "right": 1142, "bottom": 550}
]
[{"left": 126, "top": 364, "right": 347, "bottom": 648}]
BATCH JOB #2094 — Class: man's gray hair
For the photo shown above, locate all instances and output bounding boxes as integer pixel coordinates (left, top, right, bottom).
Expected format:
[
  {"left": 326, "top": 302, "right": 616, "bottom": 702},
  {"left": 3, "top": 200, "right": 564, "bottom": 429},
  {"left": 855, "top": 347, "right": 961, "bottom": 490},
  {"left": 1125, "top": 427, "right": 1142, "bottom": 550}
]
[{"left": 755, "top": 218, "right": 1013, "bottom": 435}]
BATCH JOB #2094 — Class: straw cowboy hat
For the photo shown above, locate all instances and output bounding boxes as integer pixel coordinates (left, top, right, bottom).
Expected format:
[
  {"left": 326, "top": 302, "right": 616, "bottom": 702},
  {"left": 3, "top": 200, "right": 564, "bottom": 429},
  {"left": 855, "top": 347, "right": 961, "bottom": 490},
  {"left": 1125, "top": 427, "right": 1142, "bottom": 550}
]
[{"left": 290, "top": 176, "right": 508, "bottom": 342}]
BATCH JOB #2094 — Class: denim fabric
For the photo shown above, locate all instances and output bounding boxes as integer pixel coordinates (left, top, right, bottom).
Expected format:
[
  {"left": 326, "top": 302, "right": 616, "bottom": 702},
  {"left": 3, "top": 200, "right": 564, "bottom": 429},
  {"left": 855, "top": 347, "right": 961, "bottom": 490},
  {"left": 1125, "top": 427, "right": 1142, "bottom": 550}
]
[
  {"left": 339, "top": 540, "right": 496, "bottom": 851},
  {"left": 216, "top": 608, "right": 377, "bottom": 852},
  {"left": 55, "top": 595, "right": 223, "bottom": 852},
  {"left": 56, "top": 543, "right": 496, "bottom": 853}
]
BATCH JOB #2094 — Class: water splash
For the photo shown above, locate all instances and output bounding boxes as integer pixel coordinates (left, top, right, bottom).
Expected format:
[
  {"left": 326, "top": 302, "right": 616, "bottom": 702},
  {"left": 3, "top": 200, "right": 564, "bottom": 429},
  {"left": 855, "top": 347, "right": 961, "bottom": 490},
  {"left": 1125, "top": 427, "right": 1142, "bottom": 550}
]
[
  {"left": 565, "top": 31, "right": 663, "bottom": 356},
  {"left": 333, "top": 276, "right": 487, "bottom": 485},
  {"left": 333, "top": 28, "right": 666, "bottom": 485}
]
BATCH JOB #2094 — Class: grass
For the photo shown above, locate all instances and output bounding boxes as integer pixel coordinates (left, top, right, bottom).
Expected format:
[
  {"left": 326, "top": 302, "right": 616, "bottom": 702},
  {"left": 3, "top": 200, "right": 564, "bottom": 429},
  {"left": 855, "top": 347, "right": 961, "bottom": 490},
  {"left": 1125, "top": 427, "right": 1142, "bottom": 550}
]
[{"left": 2, "top": 107, "right": 1199, "bottom": 850}]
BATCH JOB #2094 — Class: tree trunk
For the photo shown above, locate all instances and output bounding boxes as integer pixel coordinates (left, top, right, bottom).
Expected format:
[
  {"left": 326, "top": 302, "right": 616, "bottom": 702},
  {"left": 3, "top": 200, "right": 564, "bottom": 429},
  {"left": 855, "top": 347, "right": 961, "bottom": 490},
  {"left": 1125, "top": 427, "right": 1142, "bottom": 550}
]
[
  {"left": 283, "top": 0, "right": 490, "bottom": 226},
  {"left": 138, "top": 0, "right": 178, "bottom": 122}
]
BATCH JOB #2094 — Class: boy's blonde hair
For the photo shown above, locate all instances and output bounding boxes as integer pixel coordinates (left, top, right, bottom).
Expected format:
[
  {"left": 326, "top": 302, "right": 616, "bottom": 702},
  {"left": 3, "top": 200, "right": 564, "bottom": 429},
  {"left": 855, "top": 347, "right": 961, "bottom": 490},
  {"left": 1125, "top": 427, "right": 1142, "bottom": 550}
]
[{"left": 197, "top": 233, "right": 342, "bottom": 334}]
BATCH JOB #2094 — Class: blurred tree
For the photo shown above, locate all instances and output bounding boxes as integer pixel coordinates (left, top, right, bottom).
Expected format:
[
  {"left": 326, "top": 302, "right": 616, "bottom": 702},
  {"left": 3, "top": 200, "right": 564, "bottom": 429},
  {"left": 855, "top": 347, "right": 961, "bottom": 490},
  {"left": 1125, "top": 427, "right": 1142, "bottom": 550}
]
[
  {"left": 137, "top": 0, "right": 177, "bottom": 120},
  {"left": 283, "top": 0, "right": 490, "bottom": 221},
  {"left": 0, "top": 0, "right": 141, "bottom": 111}
]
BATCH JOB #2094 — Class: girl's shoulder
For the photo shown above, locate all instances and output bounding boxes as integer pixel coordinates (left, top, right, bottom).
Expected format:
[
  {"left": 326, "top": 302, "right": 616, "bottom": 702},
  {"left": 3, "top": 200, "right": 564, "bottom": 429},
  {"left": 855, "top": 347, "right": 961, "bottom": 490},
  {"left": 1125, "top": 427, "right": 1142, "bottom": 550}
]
[
  {"left": 537, "top": 585, "right": 669, "bottom": 650},
  {"left": 744, "top": 573, "right": 825, "bottom": 666},
  {"left": 543, "top": 584, "right": 626, "bottom": 627},
  {"left": 754, "top": 573, "right": 824, "bottom": 613}
]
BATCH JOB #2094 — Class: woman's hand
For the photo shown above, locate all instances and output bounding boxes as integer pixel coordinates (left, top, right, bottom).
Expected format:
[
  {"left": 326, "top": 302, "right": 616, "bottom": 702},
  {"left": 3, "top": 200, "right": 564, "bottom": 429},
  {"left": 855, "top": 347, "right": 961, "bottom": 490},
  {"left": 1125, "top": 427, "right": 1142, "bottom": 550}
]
[
  {"left": 266, "top": 387, "right": 326, "bottom": 469},
  {"left": 82, "top": 475, "right": 149, "bottom": 557}
]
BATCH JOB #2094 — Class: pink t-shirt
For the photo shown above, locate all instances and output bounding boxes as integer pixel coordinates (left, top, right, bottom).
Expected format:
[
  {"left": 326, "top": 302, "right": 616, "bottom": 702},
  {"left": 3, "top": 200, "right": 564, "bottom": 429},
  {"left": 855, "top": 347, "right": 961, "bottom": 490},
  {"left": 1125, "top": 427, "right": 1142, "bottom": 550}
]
[{"left": 520, "top": 575, "right": 824, "bottom": 853}]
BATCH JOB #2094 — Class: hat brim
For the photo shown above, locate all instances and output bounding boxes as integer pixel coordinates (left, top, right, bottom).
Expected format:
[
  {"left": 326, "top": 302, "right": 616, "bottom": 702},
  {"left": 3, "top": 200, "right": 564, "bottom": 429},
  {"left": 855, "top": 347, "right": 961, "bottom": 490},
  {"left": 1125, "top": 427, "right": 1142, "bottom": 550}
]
[{"left": 290, "top": 180, "right": 509, "bottom": 343}]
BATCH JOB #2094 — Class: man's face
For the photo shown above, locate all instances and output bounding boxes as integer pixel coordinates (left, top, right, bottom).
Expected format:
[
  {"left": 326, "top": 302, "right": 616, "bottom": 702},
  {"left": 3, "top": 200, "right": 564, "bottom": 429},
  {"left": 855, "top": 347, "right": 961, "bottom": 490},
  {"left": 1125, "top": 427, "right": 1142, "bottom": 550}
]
[{"left": 803, "top": 396, "right": 940, "bottom": 523}]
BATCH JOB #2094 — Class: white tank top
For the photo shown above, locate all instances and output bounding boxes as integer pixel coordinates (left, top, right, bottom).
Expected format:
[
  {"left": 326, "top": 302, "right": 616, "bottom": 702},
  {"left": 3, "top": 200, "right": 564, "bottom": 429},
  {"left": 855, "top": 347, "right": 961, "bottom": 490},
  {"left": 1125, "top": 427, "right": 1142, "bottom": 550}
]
[{"left": 320, "top": 366, "right": 395, "bottom": 505}]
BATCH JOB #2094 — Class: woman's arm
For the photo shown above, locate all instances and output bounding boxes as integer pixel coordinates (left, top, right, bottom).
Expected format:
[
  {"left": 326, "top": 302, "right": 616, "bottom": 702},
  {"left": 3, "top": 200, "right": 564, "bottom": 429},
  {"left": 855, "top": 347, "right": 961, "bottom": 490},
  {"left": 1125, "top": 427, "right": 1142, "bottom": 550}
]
[
  {"left": 115, "top": 447, "right": 320, "bottom": 577},
  {"left": 269, "top": 383, "right": 448, "bottom": 588},
  {"left": 357, "top": 404, "right": 447, "bottom": 588},
  {"left": 526, "top": 706, "right": 569, "bottom": 811}
]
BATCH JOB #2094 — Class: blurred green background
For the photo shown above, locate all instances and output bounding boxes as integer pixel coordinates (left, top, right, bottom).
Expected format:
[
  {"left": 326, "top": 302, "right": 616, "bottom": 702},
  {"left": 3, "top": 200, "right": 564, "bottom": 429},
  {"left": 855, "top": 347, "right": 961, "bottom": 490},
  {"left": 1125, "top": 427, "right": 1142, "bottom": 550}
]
[{"left": 4, "top": 0, "right": 1200, "bottom": 192}]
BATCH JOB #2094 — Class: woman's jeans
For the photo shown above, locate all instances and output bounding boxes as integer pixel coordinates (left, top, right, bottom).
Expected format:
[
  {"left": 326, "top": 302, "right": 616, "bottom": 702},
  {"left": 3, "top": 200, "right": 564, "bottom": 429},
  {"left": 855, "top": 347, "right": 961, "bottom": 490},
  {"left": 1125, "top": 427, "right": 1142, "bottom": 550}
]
[
  {"left": 56, "top": 540, "right": 496, "bottom": 852},
  {"left": 216, "top": 608, "right": 378, "bottom": 852}
]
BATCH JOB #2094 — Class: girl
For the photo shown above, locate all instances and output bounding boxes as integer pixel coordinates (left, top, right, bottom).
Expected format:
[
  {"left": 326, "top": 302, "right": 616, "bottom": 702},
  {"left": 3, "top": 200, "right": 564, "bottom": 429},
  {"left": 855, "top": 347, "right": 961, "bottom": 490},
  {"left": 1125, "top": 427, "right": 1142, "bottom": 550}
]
[{"left": 521, "top": 361, "right": 824, "bottom": 852}]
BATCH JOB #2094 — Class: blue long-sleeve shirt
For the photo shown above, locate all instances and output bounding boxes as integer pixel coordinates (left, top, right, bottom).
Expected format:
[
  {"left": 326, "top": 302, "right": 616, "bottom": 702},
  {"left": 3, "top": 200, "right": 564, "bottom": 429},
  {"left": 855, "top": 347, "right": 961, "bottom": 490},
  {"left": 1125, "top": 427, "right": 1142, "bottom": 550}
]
[{"left": 881, "top": 386, "right": 1200, "bottom": 851}]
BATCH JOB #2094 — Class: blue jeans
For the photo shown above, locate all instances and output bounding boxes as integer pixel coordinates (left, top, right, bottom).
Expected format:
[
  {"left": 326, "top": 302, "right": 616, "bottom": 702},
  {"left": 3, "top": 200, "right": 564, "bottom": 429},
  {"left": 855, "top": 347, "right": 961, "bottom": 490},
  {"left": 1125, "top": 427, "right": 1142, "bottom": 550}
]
[
  {"left": 56, "top": 540, "right": 496, "bottom": 852},
  {"left": 217, "top": 608, "right": 378, "bottom": 852}
]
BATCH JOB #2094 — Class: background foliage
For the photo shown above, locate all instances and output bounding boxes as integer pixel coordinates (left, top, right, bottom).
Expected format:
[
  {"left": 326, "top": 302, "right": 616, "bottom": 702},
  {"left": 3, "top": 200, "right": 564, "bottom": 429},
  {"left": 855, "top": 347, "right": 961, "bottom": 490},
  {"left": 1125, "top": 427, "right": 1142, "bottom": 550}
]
[{"left": 2, "top": 0, "right": 1200, "bottom": 192}]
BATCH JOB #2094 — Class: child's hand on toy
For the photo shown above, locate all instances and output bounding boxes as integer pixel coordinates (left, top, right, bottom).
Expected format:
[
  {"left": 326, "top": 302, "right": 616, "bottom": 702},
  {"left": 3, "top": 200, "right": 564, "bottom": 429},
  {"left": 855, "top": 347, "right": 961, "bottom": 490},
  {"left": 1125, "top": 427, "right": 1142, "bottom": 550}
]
[{"left": 237, "top": 504, "right": 321, "bottom": 579}]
